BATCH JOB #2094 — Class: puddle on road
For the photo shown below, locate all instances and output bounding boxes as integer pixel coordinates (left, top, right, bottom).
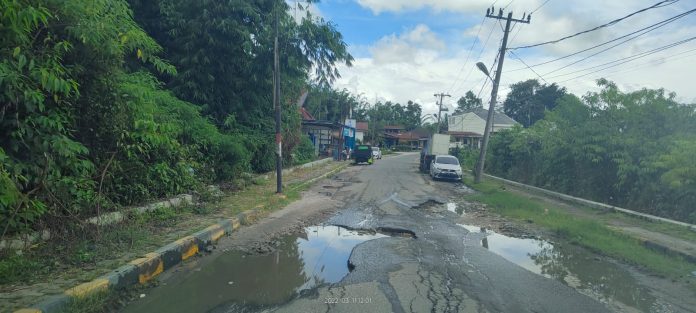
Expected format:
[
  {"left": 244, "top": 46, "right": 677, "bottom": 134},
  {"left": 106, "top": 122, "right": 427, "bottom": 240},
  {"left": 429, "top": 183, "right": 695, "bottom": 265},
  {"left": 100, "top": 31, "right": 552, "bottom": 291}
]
[
  {"left": 121, "top": 226, "right": 385, "bottom": 313},
  {"left": 459, "top": 224, "right": 665, "bottom": 312}
]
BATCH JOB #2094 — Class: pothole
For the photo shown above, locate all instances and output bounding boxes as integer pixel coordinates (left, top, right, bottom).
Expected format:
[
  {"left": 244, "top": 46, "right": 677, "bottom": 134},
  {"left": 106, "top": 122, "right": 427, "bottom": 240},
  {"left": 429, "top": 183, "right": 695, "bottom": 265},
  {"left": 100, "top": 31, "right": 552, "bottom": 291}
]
[
  {"left": 375, "top": 226, "right": 417, "bottom": 238},
  {"left": 120, "top": 226, "right": 385, "bottom": 313},
  {"left": 459, "top": 223, "right": 660, "bottom": 312}
]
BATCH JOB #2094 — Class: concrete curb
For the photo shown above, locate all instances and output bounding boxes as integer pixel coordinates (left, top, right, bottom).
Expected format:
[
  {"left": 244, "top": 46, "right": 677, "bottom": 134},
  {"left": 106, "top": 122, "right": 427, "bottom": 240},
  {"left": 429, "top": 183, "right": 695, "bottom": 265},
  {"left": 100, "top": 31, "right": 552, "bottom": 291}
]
[
  {"left": 14, "top": 163, "right": 347, "bottom": 313},
  {"left": 482, "top": 173, "right": 696, "bottom": 232}
]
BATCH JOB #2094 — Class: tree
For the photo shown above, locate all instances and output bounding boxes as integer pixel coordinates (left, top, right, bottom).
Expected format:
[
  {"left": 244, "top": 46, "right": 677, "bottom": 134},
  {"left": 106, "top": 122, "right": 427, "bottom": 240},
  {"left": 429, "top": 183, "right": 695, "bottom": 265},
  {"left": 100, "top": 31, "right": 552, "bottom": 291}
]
[
  {"left": 487, "top": 79, "right": 696, "bottom": 223},
  {"left": 454, "top": 91, "right": 483, "bottom": 114},
  {"left": 502, "top": 79, "right": 566, "bottom": 127}
]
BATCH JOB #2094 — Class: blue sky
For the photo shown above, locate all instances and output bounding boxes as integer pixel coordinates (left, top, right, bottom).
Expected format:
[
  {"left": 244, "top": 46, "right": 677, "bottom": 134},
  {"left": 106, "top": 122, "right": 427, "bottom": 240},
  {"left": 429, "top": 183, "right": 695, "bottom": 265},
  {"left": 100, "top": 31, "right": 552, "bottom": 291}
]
[
  {"left": 315, "top": 0, "right": 482, "bottom": 58},
  {"left": 298, "top": 0, "right": 696, "bottom": 114}
]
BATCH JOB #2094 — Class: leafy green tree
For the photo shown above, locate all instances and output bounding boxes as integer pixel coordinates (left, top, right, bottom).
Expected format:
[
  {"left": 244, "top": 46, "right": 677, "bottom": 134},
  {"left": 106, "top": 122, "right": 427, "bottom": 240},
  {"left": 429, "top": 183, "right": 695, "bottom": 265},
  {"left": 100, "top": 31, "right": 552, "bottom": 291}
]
[
  {"left": 502, "top": 79, "right": 566, "bottom": 127},
  {"left": 454, "top": 91, "right": 483, "bottom": 114},
  {"left": 487, "top": 79, "right": 696, "bottom": 223}
]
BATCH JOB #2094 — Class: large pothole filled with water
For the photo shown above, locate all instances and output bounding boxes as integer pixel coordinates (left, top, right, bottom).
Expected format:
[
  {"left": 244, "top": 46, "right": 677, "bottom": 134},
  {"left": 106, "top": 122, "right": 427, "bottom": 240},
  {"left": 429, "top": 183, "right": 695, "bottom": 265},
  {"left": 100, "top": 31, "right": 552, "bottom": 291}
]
[
  {"left": 121, "top": 226, "right": 386, "bottom": 313},
  {"left": 459, "top": 224, "right": 676, "bottom": 312}
]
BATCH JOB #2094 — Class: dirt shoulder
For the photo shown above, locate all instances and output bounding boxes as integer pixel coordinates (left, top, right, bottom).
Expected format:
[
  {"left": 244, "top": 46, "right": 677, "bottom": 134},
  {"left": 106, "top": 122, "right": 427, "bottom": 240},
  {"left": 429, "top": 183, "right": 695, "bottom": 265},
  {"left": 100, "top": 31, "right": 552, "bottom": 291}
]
[{"left": 0, "top": 160, "right": 348, "bottom": 312}]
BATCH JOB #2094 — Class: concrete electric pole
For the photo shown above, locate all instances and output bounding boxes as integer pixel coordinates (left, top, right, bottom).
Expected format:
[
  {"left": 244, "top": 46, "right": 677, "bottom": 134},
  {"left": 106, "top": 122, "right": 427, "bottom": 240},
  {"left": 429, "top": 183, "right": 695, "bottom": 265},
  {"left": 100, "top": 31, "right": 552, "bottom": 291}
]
[
  {"left": 474, "top": 8, "right": 531, "bottom": 184},
  {"left": 434, "top": 93, "right": 451, "bottom": 133}
]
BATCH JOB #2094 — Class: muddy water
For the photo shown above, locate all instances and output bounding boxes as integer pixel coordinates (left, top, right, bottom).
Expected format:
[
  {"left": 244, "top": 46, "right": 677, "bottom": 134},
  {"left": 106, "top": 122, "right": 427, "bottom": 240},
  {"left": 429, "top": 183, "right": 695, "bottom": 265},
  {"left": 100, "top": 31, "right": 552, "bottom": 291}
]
[
  {"left": 459, "top": 224, "right": 675, "bottom": 312},
  {"left": 121, "top": 226, "right": 385, "bottom": 313}
]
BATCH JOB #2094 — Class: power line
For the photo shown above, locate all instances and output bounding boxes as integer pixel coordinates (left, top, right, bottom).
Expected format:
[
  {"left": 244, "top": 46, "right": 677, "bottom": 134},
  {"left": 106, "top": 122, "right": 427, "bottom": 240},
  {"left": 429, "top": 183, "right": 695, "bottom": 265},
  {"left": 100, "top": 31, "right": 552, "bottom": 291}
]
[
  {"left": 509, "top": 0, "right": 680, "bottom": 50},
  {"left": 556, "top": 36, "right": 696, "bottom": 83},
  {"left": 602, "top": 47, "right": 696, "bottom": 77},
  {"left": 448, "top": 0, "right": 506, "bottom": 94},
  {"left": 506, "top": 8, "right": 695, "bottom": 72},
  {"left": 477, "top": 47, "right": 501, "bottom": 99},
  {"left": 509, "top": 51, "right": 548, "bottom": 83},
  {"left": 447, "top": 15, "right": 487, "bottom": 94},
  {"left": 549, "top": 36, "right": 696, "bottom": 79},
  {"left": 451, "top": 19, "right": 498, "bottom": 95},
  {"left": 540, "top": 9, "right": 694, "bottom": 76},
  {"left": 530, "top": 0, "right": 551, "bottom": 14}
]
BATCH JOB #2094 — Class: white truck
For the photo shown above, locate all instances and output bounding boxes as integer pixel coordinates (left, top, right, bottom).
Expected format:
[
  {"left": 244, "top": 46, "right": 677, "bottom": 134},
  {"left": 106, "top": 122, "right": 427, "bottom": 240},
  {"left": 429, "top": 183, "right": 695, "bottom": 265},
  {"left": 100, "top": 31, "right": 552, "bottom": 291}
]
[{"left": 419, "top": 134, "right": 451, "bottom": 173}]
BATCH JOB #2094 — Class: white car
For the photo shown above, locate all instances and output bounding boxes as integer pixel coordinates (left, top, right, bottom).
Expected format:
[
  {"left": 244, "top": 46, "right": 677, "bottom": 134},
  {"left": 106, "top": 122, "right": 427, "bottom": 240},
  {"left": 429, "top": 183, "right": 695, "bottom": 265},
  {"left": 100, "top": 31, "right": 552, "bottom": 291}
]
[
  {"left": 371, "top": 146, "right": 382, "bottom": 159},
  {"left": 429, "top": 155, "right": 462, "bottom": 181}
]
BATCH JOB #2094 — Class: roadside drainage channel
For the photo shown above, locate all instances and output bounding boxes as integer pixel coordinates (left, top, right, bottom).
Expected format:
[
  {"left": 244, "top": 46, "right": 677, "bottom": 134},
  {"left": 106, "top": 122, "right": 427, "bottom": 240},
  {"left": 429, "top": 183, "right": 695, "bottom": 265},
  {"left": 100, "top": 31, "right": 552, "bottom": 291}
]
[
  {"left": 119, "top": 225, "right": 388, "bottom": 313},
  {"left": 459, "top": 224, "right": 675, "bottom": 312}
]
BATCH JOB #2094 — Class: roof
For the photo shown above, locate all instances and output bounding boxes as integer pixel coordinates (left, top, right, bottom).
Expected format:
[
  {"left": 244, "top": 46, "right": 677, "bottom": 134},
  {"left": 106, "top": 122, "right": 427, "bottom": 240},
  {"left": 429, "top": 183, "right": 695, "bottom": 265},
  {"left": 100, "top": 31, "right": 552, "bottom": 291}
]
[
  {"left": 356, "top": 122, "right": 368, "bottom": 131},
  {"left": 447, "top": 131, "right": 482, "bottom": 137},
  {"left": 300, "top": 107, "right": 315, "bottom": 121},
  {"left": 455, "top": 108, "right": 518, "bottom": 125},
  {"left": 384, "top": 130, "right": 430, "bottom": 141},
  {"left": 383, "top": 125, "right": 405, "bottom": 130}
]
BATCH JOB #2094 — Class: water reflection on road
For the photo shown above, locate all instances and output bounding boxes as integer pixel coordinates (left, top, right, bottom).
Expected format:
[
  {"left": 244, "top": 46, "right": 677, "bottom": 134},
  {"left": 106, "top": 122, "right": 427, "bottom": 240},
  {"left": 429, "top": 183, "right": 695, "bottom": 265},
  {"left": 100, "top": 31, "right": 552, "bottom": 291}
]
[
  {"left": 121, "top": 226, "right": 384, "bottom": 313},
  {"left": 459, "top": 224, "right": 664, "bottom": 312}
]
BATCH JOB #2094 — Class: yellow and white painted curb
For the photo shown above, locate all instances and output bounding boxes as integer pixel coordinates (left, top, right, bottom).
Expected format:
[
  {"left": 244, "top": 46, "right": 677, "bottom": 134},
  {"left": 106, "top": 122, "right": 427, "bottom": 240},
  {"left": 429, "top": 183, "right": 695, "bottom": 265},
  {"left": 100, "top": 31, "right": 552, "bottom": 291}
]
[{"left": 14, "top": 162, "right": 348, "bottom": 313}]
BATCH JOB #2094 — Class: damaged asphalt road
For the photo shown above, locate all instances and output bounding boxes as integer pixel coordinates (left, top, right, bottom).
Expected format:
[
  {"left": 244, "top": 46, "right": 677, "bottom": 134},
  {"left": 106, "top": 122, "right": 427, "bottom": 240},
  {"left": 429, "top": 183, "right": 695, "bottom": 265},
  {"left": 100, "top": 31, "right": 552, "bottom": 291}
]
[
  {"left": 272, "top": 153, "right": 609, "bottom": 313},
  {"left": 121, "top": 153, "right": 611, "bottom": 313}
]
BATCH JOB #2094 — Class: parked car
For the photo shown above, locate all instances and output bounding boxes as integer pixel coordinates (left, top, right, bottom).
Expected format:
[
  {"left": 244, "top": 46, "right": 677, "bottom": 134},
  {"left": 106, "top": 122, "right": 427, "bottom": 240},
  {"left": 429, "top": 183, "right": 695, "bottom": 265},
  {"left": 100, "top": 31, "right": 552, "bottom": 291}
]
[
  {"left": 429, "top": 155, "right": 462, "bottom": 181},
  {"left": 353, "top": 145, "right": 374, "bottom": 165},
  {"left": 371, "top": 146, "right": 382, "bottom": 159}
]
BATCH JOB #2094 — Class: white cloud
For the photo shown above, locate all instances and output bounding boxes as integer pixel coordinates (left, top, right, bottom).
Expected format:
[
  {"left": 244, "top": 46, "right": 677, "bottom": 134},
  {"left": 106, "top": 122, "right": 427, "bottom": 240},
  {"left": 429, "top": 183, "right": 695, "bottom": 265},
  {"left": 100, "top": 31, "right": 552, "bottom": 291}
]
[
  {"left": 370, "top": 24, "right": 445, "bottom": 64},
  {"left": 332, "top": 0, "right": 696, "bottom": 118}
]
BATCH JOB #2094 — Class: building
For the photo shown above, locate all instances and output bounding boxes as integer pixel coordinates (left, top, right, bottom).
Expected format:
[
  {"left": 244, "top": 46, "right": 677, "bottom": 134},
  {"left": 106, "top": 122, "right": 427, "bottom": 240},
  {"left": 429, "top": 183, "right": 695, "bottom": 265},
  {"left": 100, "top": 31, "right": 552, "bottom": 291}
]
[
  {"left": 356, "top": 122, "right": 368, "bottom": 143},
  {"left": 383, "top": 125, "right": 405, "bottom": 135},
  {"left": 447, "top": 108, "right": 518, "bottom": 148},
  {"left": 300, "top": 107, "right": 355, "bottom": 158},
  {"left": 383, "top": 129, "right": 430, "bottom": 149}
]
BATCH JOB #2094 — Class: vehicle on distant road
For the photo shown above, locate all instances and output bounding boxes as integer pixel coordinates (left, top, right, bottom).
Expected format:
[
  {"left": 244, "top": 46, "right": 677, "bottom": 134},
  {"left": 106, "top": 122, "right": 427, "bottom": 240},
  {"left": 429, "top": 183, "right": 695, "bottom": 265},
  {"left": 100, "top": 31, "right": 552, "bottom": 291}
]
[
  {"left": 371, "top": 146, "right": 382, "bottom": 159},
  {"left": 353, "top": 145, "right": 374, "bottom": 165},
  {"left": 430, "top": 155, "right": 462, "bottom": 181},
  {"left": 420, "top": 134, "right": 451, "bottom": 173}
]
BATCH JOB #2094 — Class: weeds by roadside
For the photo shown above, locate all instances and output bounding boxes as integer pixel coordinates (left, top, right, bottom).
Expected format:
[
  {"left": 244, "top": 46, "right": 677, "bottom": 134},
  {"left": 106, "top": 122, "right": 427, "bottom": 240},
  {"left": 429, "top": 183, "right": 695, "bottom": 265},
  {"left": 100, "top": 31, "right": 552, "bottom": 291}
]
[
  {"left": 0, "top": 161, "right": 344, "bottom": 312},
  {"left": 462, "top": 176, "right": 696, "bottom": 280}
]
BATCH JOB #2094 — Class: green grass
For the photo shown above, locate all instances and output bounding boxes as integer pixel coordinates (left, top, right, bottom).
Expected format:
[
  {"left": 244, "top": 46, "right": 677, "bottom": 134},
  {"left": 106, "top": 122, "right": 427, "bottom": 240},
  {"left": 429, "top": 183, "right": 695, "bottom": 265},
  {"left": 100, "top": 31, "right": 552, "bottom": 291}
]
[
  {"left": 463, "top": 176, "right": 696, "bottom": 279},
  {"left": 0, "top": 254, "right": 48, "bottom": 284},
  {"left": 56, "top": 290, "right": 120, "bottom": 313},
  {"left": 1, "top": 161, "right": 346, "bottom": 312}
]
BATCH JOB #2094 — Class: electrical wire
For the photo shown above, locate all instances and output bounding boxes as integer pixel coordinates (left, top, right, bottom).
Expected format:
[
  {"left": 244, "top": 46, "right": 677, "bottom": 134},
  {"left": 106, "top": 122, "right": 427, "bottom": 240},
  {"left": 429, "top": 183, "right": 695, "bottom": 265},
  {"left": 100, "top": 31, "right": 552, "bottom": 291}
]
[
  {"left": 506, "top": 8, "right": 695, "bottom": 72},
  {"left": 555, "top": 36, "right": 696, "bottom": 83},
  {"left": 451, "top": 19, "right": 498, "bottom": 95},
  {"left": 540, "top": 9, "right": 694, "bottom": 76},
  {"left": 509, "top": 51, "right": 548, "bottom": 83},
  {"left": 602, "top": 47, "right": 696, "bottom": 77},
  {"left": 508, "top": 0, "right": 680, "bottom": 50},
  {"left": 548, "top": 36, "right": 696, "bottom": 79},
  {"left": 530, "top": 0, "right": 551, "bottom": 14},
  {"left": 447, "top": 0, "right": 505, "bottom": 94},
  {"left": 446, "top": 15, "right": 487, "bottom": 94}
]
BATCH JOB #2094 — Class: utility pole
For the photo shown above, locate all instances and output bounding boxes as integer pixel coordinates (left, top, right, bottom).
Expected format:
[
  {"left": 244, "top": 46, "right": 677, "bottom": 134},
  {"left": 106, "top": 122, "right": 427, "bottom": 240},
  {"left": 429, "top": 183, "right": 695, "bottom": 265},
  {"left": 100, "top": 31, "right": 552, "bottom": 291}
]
[
  {"left": 273, "top": 5, "right": 282, "bottom": 193},
  {"left": 434, "top": 93, "right": 451, "bottom": 133},
  {"left": 474, "top": 8, "right": 530, "bottom": 183}
]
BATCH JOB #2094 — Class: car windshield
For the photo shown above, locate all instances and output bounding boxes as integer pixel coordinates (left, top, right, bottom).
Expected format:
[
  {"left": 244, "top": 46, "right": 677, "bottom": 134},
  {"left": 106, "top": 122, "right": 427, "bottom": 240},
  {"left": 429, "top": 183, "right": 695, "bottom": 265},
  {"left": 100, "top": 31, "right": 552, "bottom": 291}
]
[
  {"left": 436, "top": 156, "right": 459, "bottom": 165},
  {"left": 372, "top": 147, "right": 379, "bottom": 151}
]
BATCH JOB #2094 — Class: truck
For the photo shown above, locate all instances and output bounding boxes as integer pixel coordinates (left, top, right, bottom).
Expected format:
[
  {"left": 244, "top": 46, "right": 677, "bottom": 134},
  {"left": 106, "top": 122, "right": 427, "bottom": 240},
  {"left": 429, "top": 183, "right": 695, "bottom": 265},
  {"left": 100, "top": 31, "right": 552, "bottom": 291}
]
[{"left": 419, "top": 134, "right": 450, "bottom": 173}]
